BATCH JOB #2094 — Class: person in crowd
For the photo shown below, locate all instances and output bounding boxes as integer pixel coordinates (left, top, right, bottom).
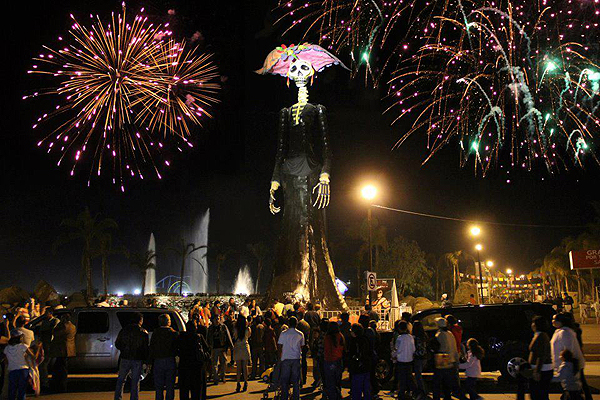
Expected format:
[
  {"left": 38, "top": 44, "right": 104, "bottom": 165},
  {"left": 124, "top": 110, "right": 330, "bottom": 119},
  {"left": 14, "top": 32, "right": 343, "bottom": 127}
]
[
  {"left": 177, "top": 319, "right": 209, "bottom": 400},
  {"left": 49, "top": 313, "right": 76, "bottom": 393},
  {"left": 359, "top": 314, "right": 380, "bottom": 399},
  {"left": 364, "top": 304, "right": 379, "bottom": 322},
  {"left": 412, "top": 320, "right": 429, "bottom": 397},
  {"left": 249, "top": 316, "right": 265, "bottom": 380},
  {"left": 394, "top": 320, "right": 417, "bottom": 399},
  {"left": 563, "top": 293, "right": 574, "bottom": 314},
  {"left": 233, "top": 315, "right": 251, "bottom": 392},
  {"left": 225, "top": 298, "right": 238, "bottom": 317},
  {"left": 401, "top": 312, "right": 413, "bottom": 334},
  {"left": 114, "top": 312, "right": 149, "bottom": 400},
  {"left": 277, "top": 316, "right": 304, "bottom": 400},
  {"left": 459, "top": 338, "right": 484, "bottom": 400},
  {"left": 36, "top": 307, "right": 58, "bottom": 391},
  {"left": 149, "top": 314, "right": 179, "bottom": 400},
  {"left": 314, "top": 318, "right": 329, "bottom": 389},
  {"left": 211, "top": 301, "right": 221, "bottom": 319},
  {"left": 296, "top": 311, "right": 311, "bottom": 385},
  {"left": 1, "top": 318, "right": 12, "bottom": 394},
  {"left": 239, "top": 299, "right": 250, "bottom": 319},
  {"left": 189, "top": 300, "right": 202, "bottom": 321},
  {"left": 554, "top": 295, "right": 564, "bottom": 312},
  {"left": 323, "top": 321, "right": 345, "bottom": 400},
  {"left": 348, "top": 323, "right": 372, "bottom": 400},
  {"left": 249, "top": 299, "right": 262, "bottom": 317},
  {"left": 207, "top": 314, "right": 233, "bottom": 384},
  {"left": 13, "top": 317, "right": 33, "bottom": 347},
  {"left": 528, "top": 315, "right": 553, "bottom": 400},
  {"left": 469, "top": 294, "right": 476, "bottom": 305},
  {"left": 441, "top": 294, "right": 452, "bottom": 308},
  {"left": 263, "top": 318, "right": 278, "bottom": 368},
  {"left": 550, "top": 313, "right": 585, "bottom": 375},
  {"left": 388, "top": 320, "right": 402, "bottom": 396},
  {"left": 339, "top": 312, "right": 352, "bottom": 343},
  {"left": 593, "top": 299, "right": 600, "bottom": 324},
  {"left": 96, "top": 296, "right": 110, "bottom": 307},
  {"left": 200, "top": 302, "right": 211, "bottom": 327},
  {"left": 283, "top": 299, "right": 294, "bottom": 317},
  {"left": 564, "top": 314, "right": 592, "bottom": 400},
  {"left": 445, "top": 315, "right": 463, "bottom": 354},
  {"left": 556, "top": 349, "right": 582, "bottom": 400},
  {"left": 431, "top": 317, "right": 464, "bottom": 400},
  {"left": 25, "top": 340, "right": 43, "bottom": 396},
  {"left": 4, "top": 330, "right": 41, "bottom": 400},
  {"left": 273, "top": 298, "right": 285, "bottom": 317}
]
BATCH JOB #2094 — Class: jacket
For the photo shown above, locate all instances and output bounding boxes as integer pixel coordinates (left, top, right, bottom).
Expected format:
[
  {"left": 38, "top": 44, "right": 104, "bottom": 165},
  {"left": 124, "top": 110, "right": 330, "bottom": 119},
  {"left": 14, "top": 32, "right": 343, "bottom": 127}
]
[
  {"left": 149, "top": 327, "right": 178, "bottom": 360},
  {"left": 347, "top": 335, "right": 372, "bottom": 374},
  {"left": 528, "top": 331, "right": 552, "bottom": 372},
  {"left": 37, "top": 315, "right": 59, "bottom": 346},
  {"left": 177, "top": 331, "right": 209, "bottom": 368},
  {"left": 395, "top": 333, "right": 415, "bottom": 363},
  {"left": 435, "top": 329, "right": 459, "bottom": 364},
  {"left": 459, "top": 350, "right": 482, "bottom": 377},
  {"left": 556, "top": 360, "right": 582, "bottom": 391},
  {"left": 115, "top": 324, "right": 149, "bottom": 361},
  {"left": 49, "top": 321, "right": 76, "bottom": 358}
]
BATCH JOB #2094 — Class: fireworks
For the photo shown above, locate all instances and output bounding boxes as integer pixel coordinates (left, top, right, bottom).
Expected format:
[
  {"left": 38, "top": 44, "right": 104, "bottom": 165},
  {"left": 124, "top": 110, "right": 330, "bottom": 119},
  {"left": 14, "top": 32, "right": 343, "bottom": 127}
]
[
  {"left": 277, "top": 0, "right": 600, "bottom": 175},
  {"left": 25, "top": 4, "right": 219, "bottom": 189}
]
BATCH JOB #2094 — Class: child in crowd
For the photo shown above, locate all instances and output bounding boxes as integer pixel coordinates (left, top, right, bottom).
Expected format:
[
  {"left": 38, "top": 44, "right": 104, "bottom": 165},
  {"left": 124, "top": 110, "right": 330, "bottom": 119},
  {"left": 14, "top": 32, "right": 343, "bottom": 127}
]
[
  {"left": 556, "top": 349, "right": 582, "bottom": 400},
  {"left": 459, "top": 338, "right": 485, "bottom": 400},
  {"left": 3, "top": 330, "right": 40, "bottom": 400}
]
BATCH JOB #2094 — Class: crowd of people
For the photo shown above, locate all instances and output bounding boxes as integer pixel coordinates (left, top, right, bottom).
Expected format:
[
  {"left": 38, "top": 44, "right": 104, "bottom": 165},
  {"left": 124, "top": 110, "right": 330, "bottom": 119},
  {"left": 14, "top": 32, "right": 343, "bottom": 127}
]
[{"left": 1, "top": 303, "right": 76, "bottom": 400}]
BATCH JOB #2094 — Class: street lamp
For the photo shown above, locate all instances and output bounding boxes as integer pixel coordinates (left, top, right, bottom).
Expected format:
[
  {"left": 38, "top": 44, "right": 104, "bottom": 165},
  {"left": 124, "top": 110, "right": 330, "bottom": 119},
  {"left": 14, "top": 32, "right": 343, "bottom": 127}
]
[
  {"left": 506, "top": 268, "right": 512, "bottom": 274},
  {"left": 361, "top": 185, "right": 378, "bottom": 301},
  {"left": 474, "top": 244, "right": 484, "bottom": 303},
  {"left": 470, "top": 226, "right": 481, "bottom": 236}
]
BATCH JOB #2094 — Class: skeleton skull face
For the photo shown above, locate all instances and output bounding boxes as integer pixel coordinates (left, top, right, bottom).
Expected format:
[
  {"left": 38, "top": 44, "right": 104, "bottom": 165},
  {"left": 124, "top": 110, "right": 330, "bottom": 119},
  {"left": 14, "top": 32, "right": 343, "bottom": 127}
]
[{"left": 288, "top": 59, "right": 314, "bottom": 86}]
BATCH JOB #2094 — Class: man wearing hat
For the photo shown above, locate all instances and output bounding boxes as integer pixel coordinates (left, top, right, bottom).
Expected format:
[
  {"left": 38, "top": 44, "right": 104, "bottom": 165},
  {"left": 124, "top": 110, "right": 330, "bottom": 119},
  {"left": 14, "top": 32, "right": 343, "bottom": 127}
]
[
  {"left": 432, "top": 317, "right": 465, "bottom": 400},
  {"left": 49, "top": 313, "right": 76, "bottom": 393}
]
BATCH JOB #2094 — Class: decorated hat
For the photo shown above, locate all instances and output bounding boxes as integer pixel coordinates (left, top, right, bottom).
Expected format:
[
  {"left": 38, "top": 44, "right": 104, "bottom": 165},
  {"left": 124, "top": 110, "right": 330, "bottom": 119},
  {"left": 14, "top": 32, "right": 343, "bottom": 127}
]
[{"left": 255, "top": 43, "right": 349, "bottom": 77}]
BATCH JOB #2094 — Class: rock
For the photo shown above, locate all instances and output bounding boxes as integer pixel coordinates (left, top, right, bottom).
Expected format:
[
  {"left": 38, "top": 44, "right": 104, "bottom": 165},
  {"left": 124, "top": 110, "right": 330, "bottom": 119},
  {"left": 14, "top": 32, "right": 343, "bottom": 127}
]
[
  {"left": 401, "top": 295, "right": 416, "bottom": 310},
  {"left": 413, "top": 297, "right": 434, "bottom": 312},
  {"left": 454, "top": 282, "right": 478, "bottom": 304},
  {"left": 34, "top": 280, "right": 59, "bottom": 304},
  {"left": 0, "top": 286, "right": 30, "bottom": 305},
  {"left": 67, "top": 292, "right": 87, "bottom": 308}
]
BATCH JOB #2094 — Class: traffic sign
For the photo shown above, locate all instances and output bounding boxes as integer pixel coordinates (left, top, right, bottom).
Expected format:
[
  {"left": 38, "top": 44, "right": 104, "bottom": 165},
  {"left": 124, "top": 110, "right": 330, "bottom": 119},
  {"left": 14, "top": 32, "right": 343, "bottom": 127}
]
[{"left": 366, "top": 271, "right": 377, "bottom": 291}]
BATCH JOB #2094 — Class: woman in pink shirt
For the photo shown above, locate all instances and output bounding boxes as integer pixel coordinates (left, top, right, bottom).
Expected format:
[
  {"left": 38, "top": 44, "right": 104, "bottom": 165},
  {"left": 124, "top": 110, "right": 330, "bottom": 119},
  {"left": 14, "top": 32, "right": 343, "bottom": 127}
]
[{"left": 323, "top": 321, "right": 345, "bottom": 400}]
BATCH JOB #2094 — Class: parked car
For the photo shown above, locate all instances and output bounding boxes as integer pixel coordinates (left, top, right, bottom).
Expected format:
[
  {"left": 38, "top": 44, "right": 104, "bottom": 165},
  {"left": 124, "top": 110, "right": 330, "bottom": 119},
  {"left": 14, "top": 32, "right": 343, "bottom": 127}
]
[
  {"left": 28, "top": 307, "right": 186, "bottom": 372},
  {"left": 375, "top": 303, "right": 555, "bottom": 382}
]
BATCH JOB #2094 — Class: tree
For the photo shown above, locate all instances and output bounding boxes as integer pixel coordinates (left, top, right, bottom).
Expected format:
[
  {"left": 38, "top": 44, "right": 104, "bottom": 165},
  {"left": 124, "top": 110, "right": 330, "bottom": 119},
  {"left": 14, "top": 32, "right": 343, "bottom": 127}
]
[
  {"left": 376, "top": 236, "right": 433, "bottom": 297},
  {"left": 170, "top": 239, "right": 206, "bottom": 296},
  {"left": 128, "top": 250, "right": 156, "bottom": 295},
  {"left": 95, "top": 233, "right": 121, "bottom": 296},
  {"left": 247, "top": 242, "right": 270, "bottom": 293},
  {"left": 54, "top": 208, "right": 117, "bottom": 300}
]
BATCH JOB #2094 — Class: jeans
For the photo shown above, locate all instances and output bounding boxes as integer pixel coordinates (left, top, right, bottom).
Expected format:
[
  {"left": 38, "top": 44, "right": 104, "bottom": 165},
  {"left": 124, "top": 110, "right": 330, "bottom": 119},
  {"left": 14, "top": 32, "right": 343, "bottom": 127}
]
[
  {"left": 211, "top": 348, "right": 227, "bottom": 383},
  {"left": 39, "top": 343, "right": 50, "bottom": 388},
  {"left": 114, "top": 359, "right": 143, "bottom": 400},
  {"left": 529, "top": 370, "right": 553, "bottom": 400},
  {"left": 8, "top": 369, "right": 28, "bottom": 400},
  {"left": 250, "top": 347, "right": 265, "bottom": 378},
  {"left": 324, "top": 360, "right": 343, "bottom": 400},
  {"left": 301, "top": 346, "right": 308, "bottom": 384},
  {"left": 351, "top": 372, "right": 371, "bottom": 400},
  {"left": 463, "top": 377, "right": 479, "bottom": 400},
  {"left": 433, "top": 367, "right": 465, "bottom": 400},
  {"left": 395, "top": 361, "right": 416, "bottom": 397},
  {"left": 51, "top": 357, "right": 69, "bottom": 393},
  {"left": 153, "top": 357, "right": 176, "bottom": 400},
  {"left": 179, "top": 365, "right": 206, "bottom": 400},
  {"left": 414, "top": 358, "right": 427, "bottom": 395},
  {"left": 279, "top": 359, "right": 301, "bottom": 400},
  {"left": 265, "top": 350, "right": 278, "bottom": 369},
  {"left": 312, "top": 357, "right": 322, "bottom": 385}
]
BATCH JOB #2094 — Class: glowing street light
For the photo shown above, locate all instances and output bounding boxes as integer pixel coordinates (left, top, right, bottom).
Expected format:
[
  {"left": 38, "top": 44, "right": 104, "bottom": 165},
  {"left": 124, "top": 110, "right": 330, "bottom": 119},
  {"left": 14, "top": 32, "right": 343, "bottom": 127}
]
[
  {"left": 361, "top": 185, "right": 377, "bottom": 201},
  {"left": 475, "top": 244, "right": 483, "bottom": 251},
  {"left": 486, "top": 261, "right": 494, "bottom": 267},
  {"left": 470, "top": 226, "right": 481, "bottom": 236},
  {"left": 133, "top": 288, "right": 141, "bottom": 295},
  {"left": 506, "top": 268, "right": 512, "bottom": 275}
]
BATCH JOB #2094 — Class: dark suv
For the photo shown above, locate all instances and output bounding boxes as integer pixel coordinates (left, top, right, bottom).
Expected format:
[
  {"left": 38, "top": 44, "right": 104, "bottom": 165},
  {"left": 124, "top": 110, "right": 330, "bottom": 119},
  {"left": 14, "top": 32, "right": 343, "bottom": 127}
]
[{"left": 376, "top": 303, "right": 555, "bottom": 382}]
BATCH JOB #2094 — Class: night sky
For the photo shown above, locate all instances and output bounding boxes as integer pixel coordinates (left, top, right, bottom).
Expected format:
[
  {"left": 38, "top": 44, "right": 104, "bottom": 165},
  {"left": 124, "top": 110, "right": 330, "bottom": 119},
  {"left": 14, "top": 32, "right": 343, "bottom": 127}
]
[{"left": 1, "top": 0, "right": 598, "bottom": 295}]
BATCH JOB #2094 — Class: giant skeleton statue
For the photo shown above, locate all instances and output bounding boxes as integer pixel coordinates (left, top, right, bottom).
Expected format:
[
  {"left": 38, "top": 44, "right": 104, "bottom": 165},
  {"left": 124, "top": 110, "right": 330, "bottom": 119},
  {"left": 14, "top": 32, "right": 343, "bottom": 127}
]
[{"left": 256, "top": 44, "right": 348, "bottom": 310}]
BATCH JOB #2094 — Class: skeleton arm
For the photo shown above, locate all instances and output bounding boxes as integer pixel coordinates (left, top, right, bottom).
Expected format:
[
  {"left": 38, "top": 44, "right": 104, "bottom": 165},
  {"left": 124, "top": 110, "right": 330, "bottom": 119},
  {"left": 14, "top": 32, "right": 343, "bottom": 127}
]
[
  {"left": 270, "top": 108, "right": 288, "bottom": 214},
  {"left": 313, "top": 105, "right": 331, "bottom": 209}
]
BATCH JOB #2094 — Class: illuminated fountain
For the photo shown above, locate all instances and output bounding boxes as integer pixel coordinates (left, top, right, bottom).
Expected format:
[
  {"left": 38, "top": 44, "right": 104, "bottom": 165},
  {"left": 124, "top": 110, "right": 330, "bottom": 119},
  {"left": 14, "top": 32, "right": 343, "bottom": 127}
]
[
  {"left": 186, "top": 209, "right": 210, "bottom": 293},
  {"left": 233, "top": 265, "right": 253, "bottom": 295}
]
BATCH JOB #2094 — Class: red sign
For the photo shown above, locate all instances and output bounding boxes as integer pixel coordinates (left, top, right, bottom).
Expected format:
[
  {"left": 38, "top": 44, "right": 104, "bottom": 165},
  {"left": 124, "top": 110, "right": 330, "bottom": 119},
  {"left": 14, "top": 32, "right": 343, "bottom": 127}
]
[{"left": 569, "top": 250, "right": 600, "bottom": 270}]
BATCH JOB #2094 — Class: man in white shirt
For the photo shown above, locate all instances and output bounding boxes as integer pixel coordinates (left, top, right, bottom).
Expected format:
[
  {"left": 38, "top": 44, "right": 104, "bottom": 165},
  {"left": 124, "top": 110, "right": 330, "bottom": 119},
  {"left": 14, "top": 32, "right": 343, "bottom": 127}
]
[
  {"left": 239, "top": 299, "right": 250, "bottom": 319},
  {"left": 395, "top": 321, "right": 417, "bottom": 398},
  {"left": 15, "top": 316, "right": 34, "bottom": 347},
  {"left": 277, "top": 316, "right": 304, "bottom": 400}
]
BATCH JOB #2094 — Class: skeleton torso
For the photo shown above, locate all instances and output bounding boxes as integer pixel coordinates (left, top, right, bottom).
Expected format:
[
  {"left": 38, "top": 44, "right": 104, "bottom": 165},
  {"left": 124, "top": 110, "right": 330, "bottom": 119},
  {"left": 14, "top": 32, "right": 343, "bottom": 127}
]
[{"left": 292, "top": 86, "right": 309, "bottom": 126}]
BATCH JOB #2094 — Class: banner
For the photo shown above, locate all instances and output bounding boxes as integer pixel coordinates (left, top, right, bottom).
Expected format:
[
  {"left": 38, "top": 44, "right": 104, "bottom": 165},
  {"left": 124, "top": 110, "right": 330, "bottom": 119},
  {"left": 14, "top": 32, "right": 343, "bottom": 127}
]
[{"left": 569, "top": 250, "right": 600, "bottom": 270}]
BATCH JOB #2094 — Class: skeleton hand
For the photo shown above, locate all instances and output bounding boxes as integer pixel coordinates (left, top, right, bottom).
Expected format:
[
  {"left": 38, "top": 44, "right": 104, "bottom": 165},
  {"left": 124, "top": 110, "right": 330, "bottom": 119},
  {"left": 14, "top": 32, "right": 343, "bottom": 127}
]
[
  {"left": 269, "top": 181, "right": 281, "bottom": 214},
  {"left": 312, "top": 173, "right": 330, "bottom": 209}
]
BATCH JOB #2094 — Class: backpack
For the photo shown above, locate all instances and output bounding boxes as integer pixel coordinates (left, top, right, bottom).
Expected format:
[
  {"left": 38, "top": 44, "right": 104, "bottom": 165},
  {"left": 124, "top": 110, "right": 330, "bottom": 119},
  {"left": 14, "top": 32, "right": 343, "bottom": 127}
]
[{"left": 195, "top": 335, "right": 210, "bottom": 364}]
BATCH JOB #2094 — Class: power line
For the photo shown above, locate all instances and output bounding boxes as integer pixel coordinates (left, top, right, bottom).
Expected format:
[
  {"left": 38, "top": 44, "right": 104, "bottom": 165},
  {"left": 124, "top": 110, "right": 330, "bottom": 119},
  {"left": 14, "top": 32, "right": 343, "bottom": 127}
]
[{"left": 371, "top": 204, "right": 587, "bottom": 229}]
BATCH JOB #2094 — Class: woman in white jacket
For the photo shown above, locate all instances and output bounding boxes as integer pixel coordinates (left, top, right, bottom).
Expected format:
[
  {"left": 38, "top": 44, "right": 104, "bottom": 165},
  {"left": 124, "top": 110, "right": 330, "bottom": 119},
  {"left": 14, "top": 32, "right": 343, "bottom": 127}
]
[
  {"left": 459, "top": 339, "right": 484, "bottom": 400},
  {"left": 550, "top": 313, "right": 585, "bottom": 372}
]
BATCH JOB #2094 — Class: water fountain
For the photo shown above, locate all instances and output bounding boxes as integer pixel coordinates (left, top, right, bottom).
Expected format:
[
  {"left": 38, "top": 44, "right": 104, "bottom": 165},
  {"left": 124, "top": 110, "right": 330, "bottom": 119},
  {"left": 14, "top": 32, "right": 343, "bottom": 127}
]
[
  {"left": 144, "top": 233, "right": 157, "bottom": 295},
  {"left": 233, "top": 265, "right": 254, "bottom": 295},
  {"left": 186, "top": 209, "right": 210, "bottom": 293}
]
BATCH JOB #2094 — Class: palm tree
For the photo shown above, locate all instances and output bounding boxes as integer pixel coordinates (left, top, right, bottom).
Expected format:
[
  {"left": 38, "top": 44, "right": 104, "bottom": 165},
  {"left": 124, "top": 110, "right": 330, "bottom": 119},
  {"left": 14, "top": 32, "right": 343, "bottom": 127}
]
[
  {"left": 170, "top": 239, "right": 206, "bottom": 295},
  {"left": 128, "top": 250, "right": 156, "bottom": 295},
  {"left": 247, "top": 242, "right": 269, "bottom": 293},
  {"left": 214, "top": 248, "right": 234, "bottom": 295},
  {"left": 96, "top": 234, "right": 117, "bottom": 296},
  {"left": 54, "top": 208, "right": 117, "bottom": 300}
]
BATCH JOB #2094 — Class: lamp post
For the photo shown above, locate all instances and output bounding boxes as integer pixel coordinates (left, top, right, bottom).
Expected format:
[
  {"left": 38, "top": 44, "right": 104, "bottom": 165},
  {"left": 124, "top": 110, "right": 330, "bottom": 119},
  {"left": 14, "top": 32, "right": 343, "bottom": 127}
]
[
  {"left": 361, "top": 185, "right": 377, "bottom": 302},
  {"left": 486, "top": 260, "right": 494, "bottom": 302},
  {"left": 474, "top": 244, "right": 484, "bottom": 303}
]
